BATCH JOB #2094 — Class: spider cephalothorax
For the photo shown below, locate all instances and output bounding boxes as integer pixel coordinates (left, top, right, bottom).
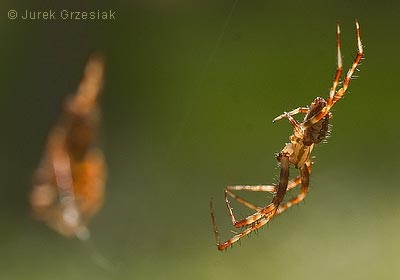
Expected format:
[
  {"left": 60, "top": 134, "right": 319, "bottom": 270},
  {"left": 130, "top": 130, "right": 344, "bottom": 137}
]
[{"left": 210, "top": 21, "right": 364, "bottom": 251}]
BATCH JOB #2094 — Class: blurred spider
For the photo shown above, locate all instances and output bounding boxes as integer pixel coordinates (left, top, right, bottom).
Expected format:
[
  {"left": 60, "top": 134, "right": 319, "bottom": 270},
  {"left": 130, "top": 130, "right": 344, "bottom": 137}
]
[
  {"left": 210, "top": 21, "right": 364, "bottom": 250},
  {"left": 30, "top": 54, "right": 106, "bottom": 240}
]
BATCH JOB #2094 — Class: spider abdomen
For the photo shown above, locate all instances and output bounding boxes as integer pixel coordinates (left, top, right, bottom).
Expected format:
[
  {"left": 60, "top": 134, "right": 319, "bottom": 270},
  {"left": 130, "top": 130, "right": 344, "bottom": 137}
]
[
  {"left": 303, "top": 97, "right": 330, "bottom": 145},
  {"left": 303, "top": 116, "right": 329, "bottom": 145}
]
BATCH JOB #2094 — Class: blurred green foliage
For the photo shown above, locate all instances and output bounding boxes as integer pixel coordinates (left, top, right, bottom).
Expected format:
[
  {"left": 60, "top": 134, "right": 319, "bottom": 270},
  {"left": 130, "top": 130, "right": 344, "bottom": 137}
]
[{"left": 1, "top": 0, "right": 400, "bottom": 279}]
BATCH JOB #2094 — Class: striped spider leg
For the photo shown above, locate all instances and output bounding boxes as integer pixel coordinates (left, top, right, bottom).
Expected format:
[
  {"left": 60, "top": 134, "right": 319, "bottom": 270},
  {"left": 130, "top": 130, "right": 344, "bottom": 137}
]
[
  {"left": 224, "top": 159, "right": 312, "bottom": 217},
  {"left": 210, "top": 21, "right": 363, "bottom": 251},
  {"left": 210, "top": 160, "right": 312, "bottom": 250}
]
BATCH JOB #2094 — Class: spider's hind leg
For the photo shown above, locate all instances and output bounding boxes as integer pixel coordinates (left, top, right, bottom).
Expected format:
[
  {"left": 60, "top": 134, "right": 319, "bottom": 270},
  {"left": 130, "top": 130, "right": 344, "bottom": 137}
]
[
  {"left": 225, "top": 185, "right": 276, "bottom": 213},
  {"left": 225, "top": 162, "right": 311, "bottom": 215},
  {"left": 277, "top": 160, "right": 310, "bottom": 215},
  {"left": 222, "top": 154, "right": 291, "bottom": 228},
  {"left": 209, "top": 154, "right": 291, "bottom": 251}
]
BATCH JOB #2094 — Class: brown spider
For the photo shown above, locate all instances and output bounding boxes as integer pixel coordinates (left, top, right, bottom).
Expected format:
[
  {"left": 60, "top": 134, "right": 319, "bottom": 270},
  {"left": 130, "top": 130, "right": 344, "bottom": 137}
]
[
  {"left": 30, "top": 54, "right": 106, "bottom": 240},
  {"left": 210, "top": 21, "right": 364, "bottom": 251}
]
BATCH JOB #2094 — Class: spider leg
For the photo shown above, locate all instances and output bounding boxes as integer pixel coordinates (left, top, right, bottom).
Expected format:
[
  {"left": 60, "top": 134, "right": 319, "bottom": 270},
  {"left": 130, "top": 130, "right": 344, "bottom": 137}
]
[
  {"left": 224, "top": 160, "right": 312, "bottom": 213},
  {"left": 302, "top": 23, "right": 342, "bottom": 127},
  {"left": 210, "top": 195, "right": 274, "bottom": 251},
  {"left": 328, "top": 23, "right": 343, "bottom": 104},
  {"left": 225, "top": 187, "right": 274, "bottom": 212},
  {"left": 210, "top": 159, "right": 311, "bottom": 251},
  {"left": 271, "top": 153, "right": 292, "bottom": 213},
  {"left": 276, "top": 160, "right": 310, "bottom": 214},
  {"left": 227, "top": 185, "right": 276, "bottom": 192},
  {"left": 210, "top": 198, "right": 223, "bottom": 248},
  {"left": 304, "top": 21, "right": 363, "bottom": 127},
  {"left": 212, "top": 214, "right": 272, "bottom": 251},
  {"left": 331, "top": 20, "right": 363, "bottom": 105},
  {"left": 273, "top": 112, "right": 303, "bottom": 137},
  {"left": 222, "top": 189, "right": 274, "bottom": 228},
  {"left": 272, "top": 107, "right": 309, "bottom": 123},
  {"left": 213, "top": 167, "right": 308, "bottom": 252},
  {"left": 225, "top": 154, "right": 290, "bottom": 228}
]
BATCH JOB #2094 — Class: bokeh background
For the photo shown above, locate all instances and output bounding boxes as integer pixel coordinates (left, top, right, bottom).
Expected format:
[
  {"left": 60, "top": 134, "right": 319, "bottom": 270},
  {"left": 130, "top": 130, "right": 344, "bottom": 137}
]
[{"left": 1, "top": 0, "right": 400, "bottom": 279}]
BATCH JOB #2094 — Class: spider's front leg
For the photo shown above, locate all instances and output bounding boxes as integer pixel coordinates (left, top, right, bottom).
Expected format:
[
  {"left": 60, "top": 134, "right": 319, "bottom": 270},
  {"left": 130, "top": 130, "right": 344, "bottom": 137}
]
[
  {"left": 272, "top": 107, "right": 309, "bottom": 123},
  {"left": 273, "top": 111, "right": 305, "bottom": 138},
  {"left": 304, "top": 21, "right": 363, "bottom": 127}
]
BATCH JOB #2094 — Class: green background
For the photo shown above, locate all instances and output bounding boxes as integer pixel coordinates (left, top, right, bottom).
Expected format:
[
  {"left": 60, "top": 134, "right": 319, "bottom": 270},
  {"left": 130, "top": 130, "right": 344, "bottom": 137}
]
[{"left": 1, "top": 1, "right": 399, "bottom": 279}]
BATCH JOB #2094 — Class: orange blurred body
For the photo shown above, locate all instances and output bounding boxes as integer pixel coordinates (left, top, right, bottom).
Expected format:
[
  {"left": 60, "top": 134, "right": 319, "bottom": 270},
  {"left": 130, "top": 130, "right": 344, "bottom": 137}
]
[{"left": 31, "top": 55, "right": 106, "bottom": 239}]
